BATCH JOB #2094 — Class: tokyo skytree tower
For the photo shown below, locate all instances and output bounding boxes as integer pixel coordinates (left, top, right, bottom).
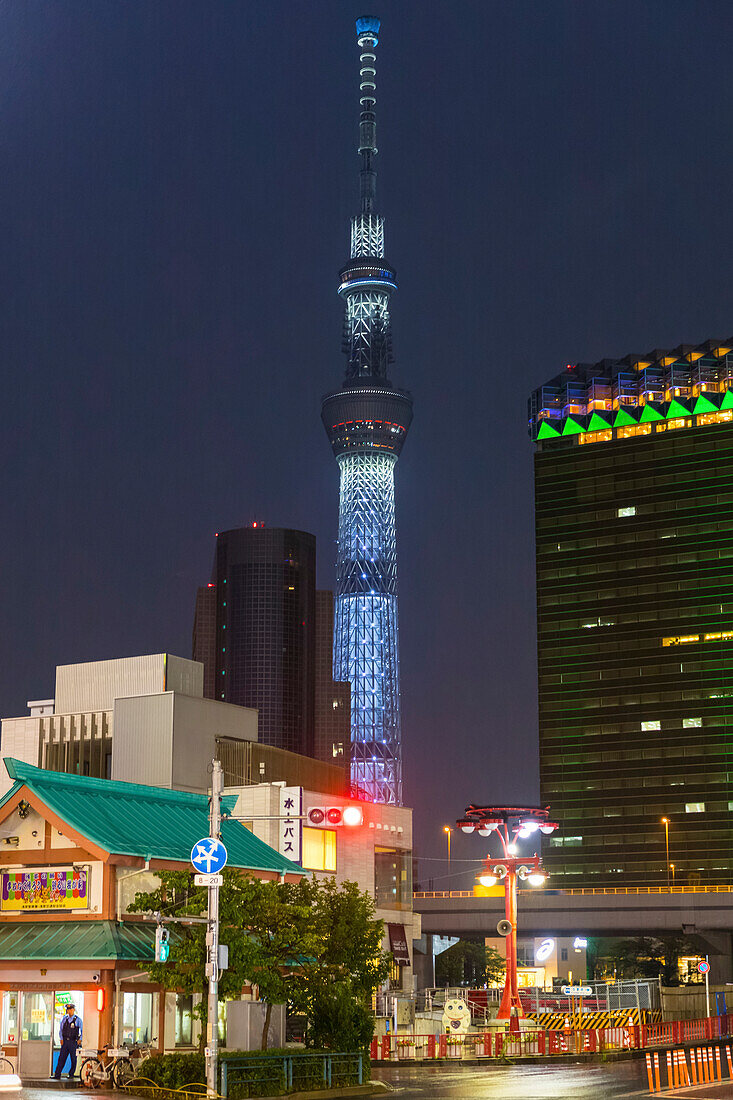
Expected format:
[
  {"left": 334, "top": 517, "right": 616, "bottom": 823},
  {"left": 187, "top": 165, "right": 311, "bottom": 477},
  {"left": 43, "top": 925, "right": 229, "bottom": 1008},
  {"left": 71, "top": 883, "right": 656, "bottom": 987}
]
[{"left": 321, "top": 16, "right": 413, "bottom": 805}]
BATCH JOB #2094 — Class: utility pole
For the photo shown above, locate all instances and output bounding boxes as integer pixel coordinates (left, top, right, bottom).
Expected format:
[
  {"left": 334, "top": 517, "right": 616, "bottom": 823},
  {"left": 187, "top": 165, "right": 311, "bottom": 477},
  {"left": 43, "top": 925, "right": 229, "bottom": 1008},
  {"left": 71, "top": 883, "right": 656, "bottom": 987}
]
[{"left": 206, "top": 760, "right": 223, "bottom": 1099}]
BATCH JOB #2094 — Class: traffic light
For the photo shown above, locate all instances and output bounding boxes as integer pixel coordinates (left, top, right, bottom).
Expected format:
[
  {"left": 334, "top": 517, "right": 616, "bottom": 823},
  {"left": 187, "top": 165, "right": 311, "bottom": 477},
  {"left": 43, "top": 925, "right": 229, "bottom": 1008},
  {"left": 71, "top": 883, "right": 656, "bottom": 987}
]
[
  {"left": 155, "top": 925, "right": 170, "bottom": 962},
  {"left": 307, "top": 805, "right": 363, "bottom": 827}
]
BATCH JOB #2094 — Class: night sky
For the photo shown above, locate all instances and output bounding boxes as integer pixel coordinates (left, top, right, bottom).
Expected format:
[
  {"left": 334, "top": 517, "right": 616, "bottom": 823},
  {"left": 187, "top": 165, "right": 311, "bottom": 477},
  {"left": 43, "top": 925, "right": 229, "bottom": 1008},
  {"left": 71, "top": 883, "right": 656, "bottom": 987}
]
[{"left": 2, "top": 2, "right": 733, "bottom": 887}]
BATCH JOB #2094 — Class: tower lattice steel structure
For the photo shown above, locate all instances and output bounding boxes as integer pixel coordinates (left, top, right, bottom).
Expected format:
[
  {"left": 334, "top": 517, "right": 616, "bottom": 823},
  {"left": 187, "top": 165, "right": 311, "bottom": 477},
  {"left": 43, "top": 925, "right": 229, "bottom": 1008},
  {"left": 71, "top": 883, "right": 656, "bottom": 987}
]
[{"left": 322, "top": 16, "right": 413, "bottom": 805}]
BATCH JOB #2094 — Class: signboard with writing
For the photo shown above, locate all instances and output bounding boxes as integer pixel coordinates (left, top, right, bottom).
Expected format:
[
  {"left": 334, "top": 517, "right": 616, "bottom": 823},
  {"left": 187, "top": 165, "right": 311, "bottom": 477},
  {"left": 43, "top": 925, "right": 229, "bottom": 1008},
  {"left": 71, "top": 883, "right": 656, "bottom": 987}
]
[
  {"left": 0, "top": 869, "right": 89, "bottom": 912},
  {"left": 279, "top": 786, "right": 302, "bottom": 864},
  {"left": 387, "top": 922, "right": 411, "bottom": 965}
]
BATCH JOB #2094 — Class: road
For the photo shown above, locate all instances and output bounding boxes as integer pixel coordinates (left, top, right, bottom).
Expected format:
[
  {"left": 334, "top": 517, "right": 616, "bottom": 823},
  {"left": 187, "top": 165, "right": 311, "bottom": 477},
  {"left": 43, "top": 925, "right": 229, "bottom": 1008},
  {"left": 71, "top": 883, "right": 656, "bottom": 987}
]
[{"left": 373, "top": 1061, "right": 651, "bottom": 1098}]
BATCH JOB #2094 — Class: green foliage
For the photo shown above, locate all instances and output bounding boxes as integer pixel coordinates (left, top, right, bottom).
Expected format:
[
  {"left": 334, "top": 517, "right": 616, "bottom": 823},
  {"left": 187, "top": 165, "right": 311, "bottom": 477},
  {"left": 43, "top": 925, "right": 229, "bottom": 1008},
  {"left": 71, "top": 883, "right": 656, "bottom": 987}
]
[
  {"left": 138, "top": 1049, "right": 368, "bottom": 1099},
  {"left": 590, "top": 934, "right": 700, "bottom": 985},
  {"left": 128, "top": 870, "right": 389, "bottom": 1053},
  {"left": 294, "top": 877, "right": 388, "bottom": 1050},
  {"left": 137, "top": 1052, "right": 205, "bottom": 1089},
  {"left": 306, "top": 982, "right": 375, "bottom": 1052},
  {"left": 435, "top": 939, "right": 505, "bottom": 987}
]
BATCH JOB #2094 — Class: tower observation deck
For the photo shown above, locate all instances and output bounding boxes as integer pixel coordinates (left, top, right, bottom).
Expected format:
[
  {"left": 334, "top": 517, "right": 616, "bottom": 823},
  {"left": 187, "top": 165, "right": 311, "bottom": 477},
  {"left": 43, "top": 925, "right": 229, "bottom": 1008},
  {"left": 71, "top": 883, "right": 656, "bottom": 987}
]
[{"left": 321, "top": 16, "right": 413, "bottom": 805}]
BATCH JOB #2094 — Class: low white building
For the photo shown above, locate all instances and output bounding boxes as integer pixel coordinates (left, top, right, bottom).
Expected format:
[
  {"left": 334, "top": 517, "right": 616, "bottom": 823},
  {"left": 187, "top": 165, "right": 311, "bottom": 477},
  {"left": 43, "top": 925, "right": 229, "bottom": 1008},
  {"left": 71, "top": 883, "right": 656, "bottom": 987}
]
[
  {"left": 0, "top": 654, "right": 257, "bottom": 796},
  {"left": 228, "top": 783, "right": 419, "bottom": 993}
]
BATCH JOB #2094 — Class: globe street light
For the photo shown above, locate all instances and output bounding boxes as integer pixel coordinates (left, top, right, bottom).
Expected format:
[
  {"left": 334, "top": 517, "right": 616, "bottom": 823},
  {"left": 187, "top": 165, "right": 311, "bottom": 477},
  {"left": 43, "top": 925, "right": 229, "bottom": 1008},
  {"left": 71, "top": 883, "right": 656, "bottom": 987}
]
[{"left": 457, "top": 803, "right": 558, "bottom": 1028}]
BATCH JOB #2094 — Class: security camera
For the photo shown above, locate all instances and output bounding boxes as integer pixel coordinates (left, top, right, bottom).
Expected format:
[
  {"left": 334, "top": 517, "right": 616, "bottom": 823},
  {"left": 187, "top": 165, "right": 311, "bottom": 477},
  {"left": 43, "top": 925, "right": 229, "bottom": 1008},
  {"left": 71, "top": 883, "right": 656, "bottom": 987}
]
[{"left": 92, "top": 973, "right": 101, "bottom": 984}]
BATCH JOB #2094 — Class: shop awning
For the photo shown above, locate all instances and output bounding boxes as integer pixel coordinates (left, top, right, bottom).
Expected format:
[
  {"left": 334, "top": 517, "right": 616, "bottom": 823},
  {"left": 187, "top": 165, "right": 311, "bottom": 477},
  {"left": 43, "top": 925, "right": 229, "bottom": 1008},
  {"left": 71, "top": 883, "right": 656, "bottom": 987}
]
[{"left": 0, "top": 920, "right": 164, "bottom": 961}]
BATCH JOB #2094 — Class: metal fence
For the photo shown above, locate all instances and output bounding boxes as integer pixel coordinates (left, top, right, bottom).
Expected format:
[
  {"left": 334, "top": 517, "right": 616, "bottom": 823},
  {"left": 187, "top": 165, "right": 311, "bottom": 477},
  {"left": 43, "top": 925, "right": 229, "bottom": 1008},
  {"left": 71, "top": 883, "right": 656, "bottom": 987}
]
[
  {"left": 401, "top": 979, "right": 659, "bottom": 1016},
  {"left": 220, "top": 1053, "right": 364, "bottom": 1099},
  {"left": 370, "top": 1014, "right": 733, "bottom": 1063}
]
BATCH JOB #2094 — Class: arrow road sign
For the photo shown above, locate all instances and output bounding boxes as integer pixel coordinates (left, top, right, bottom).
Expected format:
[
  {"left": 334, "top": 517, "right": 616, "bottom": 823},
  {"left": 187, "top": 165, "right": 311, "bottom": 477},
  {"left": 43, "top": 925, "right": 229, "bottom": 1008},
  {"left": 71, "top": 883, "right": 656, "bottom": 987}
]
[{"left": 191, "top": 837, "right": 228, "bottom": 875}]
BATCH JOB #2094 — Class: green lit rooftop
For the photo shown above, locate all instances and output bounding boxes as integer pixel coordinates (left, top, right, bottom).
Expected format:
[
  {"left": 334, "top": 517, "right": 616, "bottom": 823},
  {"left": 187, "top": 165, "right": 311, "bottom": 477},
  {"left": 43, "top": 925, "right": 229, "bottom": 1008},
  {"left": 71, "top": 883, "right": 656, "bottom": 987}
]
[{"left": 529, "top": 336, "right": 733, "bottom": 446}]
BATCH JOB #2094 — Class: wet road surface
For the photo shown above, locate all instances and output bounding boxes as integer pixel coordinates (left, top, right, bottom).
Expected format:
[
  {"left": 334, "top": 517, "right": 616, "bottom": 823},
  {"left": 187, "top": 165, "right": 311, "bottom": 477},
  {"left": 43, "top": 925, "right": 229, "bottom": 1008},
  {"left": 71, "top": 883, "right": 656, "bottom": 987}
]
[{"left": 373, "top": 1060, "right": 654, "bottom": 1098}]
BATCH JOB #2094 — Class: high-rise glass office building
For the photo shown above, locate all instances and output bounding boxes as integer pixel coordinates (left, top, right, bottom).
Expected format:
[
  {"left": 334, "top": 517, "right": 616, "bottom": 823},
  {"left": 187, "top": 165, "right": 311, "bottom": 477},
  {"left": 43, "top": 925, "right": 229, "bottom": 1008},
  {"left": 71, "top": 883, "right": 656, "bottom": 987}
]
[
  {"left": 193, "top": 526, "right": 350, "bottom": 766},
  {"left": 529, "top": 338, "right": 733, "bottom": 887},
  {"left": 194, "top": 526, "right": 316, "bottom": 757}
]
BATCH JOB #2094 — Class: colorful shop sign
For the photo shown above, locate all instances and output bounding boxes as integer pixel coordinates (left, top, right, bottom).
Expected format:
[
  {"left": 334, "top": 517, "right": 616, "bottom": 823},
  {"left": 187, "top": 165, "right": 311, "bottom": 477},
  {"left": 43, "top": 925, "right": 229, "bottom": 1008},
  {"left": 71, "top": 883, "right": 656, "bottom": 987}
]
[{"left": 1, "top": 868, "right": 89, "bottom": 912}]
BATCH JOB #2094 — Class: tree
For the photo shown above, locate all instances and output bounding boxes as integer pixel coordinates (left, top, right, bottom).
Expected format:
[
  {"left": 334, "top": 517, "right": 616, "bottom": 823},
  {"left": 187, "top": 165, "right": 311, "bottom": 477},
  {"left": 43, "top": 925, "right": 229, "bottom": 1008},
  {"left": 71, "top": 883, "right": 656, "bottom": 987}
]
[
  {"left": 435, "top": 940, "right": 505, "bottom": 987},
  {"left": 128, "top": 872, "right": 389, "bottom": 1052},
  {"left": 128, "top": 870, "right": 320, "bottom": 1051},
  {"left": 590, "top": 934, "right": 700, "bottom": 985},
  {"left": 233, "top": 878, "right": 321, "bottom": 1049},
  {"left": 296, "top": 877, "right": 390, "bottom": 1049},
  {"left": 306, "top": 981, "right": 375, "bottom": 1052}
]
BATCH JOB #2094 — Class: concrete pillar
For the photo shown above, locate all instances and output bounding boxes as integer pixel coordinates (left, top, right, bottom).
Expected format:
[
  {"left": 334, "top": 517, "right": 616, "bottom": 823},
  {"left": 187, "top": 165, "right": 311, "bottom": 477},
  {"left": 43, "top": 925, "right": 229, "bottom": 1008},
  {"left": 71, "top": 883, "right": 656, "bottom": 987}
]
[{"left": 698, "top": 931, "right": 733, "bottom": 985}]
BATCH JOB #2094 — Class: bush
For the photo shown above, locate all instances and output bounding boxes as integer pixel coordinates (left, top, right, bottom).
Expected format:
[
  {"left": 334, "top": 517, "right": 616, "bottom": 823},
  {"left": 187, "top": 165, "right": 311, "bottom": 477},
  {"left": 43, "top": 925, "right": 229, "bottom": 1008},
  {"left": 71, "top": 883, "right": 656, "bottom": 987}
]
[
  {"left": 138, "top": 1053, "right": 205, "bottom": 1089},
  {"left": 138, "top": 1047, "right": 368, "bottom": 1098},
  {"left": 306, "top": 983, "right": 375, "bottom": 1052}
]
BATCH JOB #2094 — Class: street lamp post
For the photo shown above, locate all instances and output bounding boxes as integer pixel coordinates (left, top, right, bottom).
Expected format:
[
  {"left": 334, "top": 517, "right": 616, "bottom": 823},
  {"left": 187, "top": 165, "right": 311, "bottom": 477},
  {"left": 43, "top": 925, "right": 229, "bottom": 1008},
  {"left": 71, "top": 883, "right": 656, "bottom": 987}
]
[
  {"left": 457, "top": 804, "right": 559, "bottom": 1029},
  {"left": 661, "top": 818, "right": 670, "bottom": 889},
  {"left": 670, "top": 863, "right": 676, "bottom": 887},
  {"left": 443, "top": 825, "right": 451, "bottom": 866}
]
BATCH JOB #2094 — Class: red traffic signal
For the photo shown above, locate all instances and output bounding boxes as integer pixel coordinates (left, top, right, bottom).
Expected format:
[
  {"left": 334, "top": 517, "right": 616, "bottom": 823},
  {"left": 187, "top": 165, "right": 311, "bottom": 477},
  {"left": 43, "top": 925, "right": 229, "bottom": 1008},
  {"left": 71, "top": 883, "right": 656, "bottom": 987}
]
[{"left": 307, "top": 805, "right": 364, "bottom": 828}]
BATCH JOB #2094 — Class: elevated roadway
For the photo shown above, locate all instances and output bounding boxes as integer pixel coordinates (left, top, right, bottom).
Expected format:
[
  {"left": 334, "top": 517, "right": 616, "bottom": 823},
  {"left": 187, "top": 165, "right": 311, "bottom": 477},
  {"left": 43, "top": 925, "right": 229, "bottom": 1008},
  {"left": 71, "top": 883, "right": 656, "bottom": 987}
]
[{"left": 413, "top": 888, "right": 733, "bottom": 982}]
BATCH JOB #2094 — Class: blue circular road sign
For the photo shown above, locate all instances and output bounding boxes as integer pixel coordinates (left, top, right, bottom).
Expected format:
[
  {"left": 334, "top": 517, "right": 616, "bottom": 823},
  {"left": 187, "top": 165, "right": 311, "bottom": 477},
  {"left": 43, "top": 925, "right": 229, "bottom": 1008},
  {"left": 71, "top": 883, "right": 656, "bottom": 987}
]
[
  {"left": 698, "top": 960, "right": 710, "bottom": 975},
  {"left": 191, "top": 837, "right": 228, "bottom": 874}
]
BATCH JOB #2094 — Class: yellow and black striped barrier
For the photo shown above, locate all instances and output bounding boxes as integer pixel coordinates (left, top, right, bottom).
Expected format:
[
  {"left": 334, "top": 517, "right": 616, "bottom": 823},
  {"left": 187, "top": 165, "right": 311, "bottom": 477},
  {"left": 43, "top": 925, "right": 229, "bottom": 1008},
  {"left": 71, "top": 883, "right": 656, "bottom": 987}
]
[{"left": 525, "top": 1007, "right": 660, "bottom": 1031}]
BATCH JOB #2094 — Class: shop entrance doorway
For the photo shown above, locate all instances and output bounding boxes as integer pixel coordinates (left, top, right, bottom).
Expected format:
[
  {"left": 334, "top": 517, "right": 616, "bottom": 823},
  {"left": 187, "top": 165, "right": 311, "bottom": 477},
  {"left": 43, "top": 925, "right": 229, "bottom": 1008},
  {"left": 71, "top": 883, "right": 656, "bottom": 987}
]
[
  {"left": 15, "top": 989, "right": 85, "bottom": 1078},
  {"left": 18, "top": 992, "right": 53, "bottom": 1078},
  {"left": 52, "top": 990, "right": 84, "bottom": 1076}
]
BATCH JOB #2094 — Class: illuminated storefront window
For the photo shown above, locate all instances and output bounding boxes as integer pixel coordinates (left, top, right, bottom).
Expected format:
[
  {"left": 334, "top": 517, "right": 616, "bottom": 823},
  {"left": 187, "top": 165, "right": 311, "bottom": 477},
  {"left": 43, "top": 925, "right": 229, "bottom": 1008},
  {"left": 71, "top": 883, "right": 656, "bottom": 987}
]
[{"left": 301, "top": 827, "right": 337, "bottom": 872}]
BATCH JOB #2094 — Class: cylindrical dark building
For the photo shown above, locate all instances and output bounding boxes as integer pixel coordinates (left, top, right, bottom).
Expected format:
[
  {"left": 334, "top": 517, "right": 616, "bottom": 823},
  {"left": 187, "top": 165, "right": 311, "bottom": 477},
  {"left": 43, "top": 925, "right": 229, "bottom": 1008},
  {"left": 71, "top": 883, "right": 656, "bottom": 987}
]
[{"left": 205, "top": 526, "right": 316, "bottom": 757}]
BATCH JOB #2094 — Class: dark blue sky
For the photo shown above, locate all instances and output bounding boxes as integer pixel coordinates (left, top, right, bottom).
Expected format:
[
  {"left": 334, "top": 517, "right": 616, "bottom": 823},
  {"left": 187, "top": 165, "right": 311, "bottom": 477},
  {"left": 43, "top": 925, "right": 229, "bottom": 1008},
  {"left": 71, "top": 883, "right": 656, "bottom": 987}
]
[{"left": 2, "top": 1, "right": 732, "bottom": 883}]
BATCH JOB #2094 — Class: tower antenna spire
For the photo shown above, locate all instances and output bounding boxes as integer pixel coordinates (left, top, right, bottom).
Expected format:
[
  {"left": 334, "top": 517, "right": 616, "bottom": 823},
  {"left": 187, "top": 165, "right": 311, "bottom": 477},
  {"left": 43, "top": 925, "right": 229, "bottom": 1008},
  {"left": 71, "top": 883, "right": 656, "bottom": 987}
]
[{"left": 356, "top": 16, "right": 380, "bottom": 214}]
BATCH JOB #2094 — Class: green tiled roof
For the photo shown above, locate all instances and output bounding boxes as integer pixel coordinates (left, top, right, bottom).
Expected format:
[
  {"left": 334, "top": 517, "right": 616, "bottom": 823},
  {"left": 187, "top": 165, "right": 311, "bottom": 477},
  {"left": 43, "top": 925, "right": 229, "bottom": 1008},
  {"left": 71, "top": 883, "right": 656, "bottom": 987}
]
[
  {"left": 1, "top": 759, "right": 304, "bottom": 877},
  {"left": 0, "top": 920, "right": 160, "bottom": 961}
]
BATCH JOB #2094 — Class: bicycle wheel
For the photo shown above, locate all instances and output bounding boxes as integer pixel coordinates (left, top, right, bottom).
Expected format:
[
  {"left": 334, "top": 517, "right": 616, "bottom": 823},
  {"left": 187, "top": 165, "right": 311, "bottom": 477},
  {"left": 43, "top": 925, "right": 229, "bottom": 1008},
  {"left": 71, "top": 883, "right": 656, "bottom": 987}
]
[
  {"left": 80, "top": 1058, "right": 105, "bottom": 1089},
  {"left": 112, "top": 1058, "right": 135, "bottom": 1089},
  {"left": 0, "top": 1057, "right": 15, "bottom": 1075}
]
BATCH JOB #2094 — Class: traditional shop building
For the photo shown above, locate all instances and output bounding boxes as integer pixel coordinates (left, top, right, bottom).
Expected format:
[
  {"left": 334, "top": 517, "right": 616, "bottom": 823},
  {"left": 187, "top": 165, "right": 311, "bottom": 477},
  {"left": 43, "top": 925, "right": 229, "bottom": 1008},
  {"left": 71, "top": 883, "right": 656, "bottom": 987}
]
[{"left": 0, "top": 759, "right": 304, "bottom": 1077}]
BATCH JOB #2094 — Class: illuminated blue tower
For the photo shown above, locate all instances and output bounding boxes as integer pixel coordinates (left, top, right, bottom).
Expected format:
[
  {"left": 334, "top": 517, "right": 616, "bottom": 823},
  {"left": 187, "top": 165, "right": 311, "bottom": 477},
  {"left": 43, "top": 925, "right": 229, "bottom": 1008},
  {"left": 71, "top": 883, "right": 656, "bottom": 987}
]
[{"left": 322, "top": 16, "right": 413, "bottom": 805}]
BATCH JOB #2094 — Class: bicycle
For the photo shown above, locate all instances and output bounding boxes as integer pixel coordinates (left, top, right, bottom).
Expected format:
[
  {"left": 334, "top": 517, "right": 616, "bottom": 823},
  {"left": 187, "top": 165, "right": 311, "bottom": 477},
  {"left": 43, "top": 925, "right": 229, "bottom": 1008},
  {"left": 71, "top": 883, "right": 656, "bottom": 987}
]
[
  {"left": 80, "top": 1042, "right": 156, "bottom": 1089},
  {"left": 0, "top": 1056, "right": 21, "bottom": 1092}
]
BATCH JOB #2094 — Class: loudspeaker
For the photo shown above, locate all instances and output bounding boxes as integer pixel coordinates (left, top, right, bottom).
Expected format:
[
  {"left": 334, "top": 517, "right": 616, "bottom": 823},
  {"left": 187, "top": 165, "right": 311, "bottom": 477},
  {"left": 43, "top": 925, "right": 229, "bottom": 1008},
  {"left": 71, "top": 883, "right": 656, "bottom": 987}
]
[{"left": 497, "top": 919, "right": 513, "bottom": 937}]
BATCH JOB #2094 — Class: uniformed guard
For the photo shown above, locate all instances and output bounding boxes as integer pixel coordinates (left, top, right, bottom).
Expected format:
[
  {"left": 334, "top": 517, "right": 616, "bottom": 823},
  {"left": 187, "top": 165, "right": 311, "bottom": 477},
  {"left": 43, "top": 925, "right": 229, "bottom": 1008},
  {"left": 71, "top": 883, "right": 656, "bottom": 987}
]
[{"left": 54, "top": 1002, "right": 83, "bottom": 1079}]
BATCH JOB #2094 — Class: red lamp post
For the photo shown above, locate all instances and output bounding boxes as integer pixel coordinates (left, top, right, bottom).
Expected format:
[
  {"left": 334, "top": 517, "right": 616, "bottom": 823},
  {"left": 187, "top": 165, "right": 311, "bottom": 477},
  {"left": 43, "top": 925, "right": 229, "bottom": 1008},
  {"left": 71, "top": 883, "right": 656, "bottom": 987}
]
[{"left": 457, "top": 804, "right": 559, "bottom": 1029}]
